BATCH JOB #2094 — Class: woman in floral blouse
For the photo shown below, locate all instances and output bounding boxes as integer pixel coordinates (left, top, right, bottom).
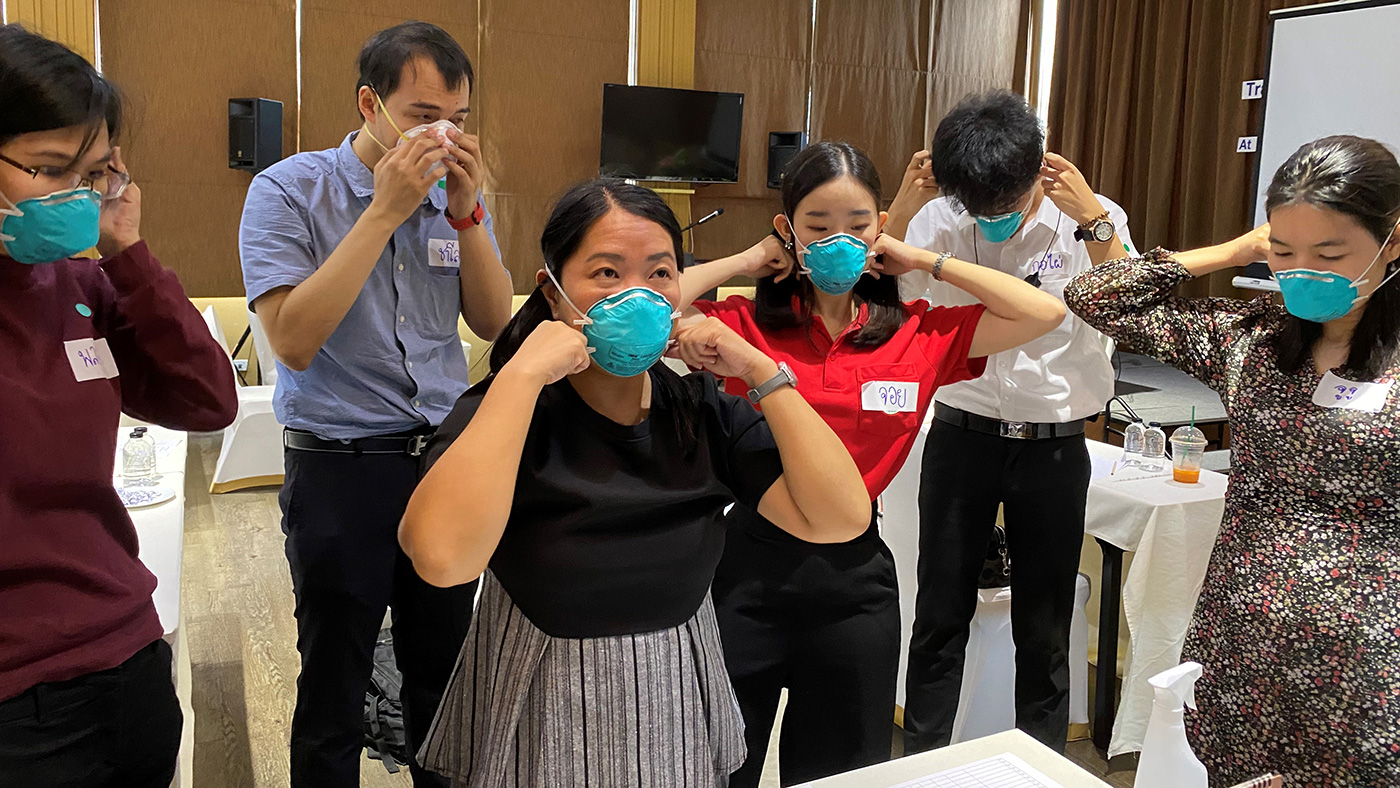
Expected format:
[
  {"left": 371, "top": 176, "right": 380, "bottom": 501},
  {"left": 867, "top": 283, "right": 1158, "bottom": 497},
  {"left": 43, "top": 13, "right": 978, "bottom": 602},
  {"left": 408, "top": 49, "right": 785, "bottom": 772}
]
[{"left": 1065, "top": 135, "right": 1400, "bottom": 787}]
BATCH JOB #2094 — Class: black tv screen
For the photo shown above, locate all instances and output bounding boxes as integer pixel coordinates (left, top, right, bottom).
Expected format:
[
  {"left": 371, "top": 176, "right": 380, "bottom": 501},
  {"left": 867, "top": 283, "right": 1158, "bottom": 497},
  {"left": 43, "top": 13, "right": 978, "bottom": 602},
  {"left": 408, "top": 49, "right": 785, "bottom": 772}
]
[{"left": 600, "top": 84, "right": 744, "bottom": 183}]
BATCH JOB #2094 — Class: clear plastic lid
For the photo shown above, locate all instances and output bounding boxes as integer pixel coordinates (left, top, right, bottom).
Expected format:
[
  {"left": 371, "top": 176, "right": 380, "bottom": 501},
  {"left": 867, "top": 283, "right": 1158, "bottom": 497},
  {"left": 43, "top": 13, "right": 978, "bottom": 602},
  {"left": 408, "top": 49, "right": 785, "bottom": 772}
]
[{"left": 1170, "top": 425, "right": 1206, "bottom": 445}]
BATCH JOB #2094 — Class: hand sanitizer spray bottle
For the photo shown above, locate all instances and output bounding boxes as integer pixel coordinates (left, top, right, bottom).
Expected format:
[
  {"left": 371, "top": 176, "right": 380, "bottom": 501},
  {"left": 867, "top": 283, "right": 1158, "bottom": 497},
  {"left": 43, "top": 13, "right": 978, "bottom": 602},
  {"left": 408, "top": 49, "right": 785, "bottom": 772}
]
[{"left": 1136, "top": 661, "right": 1208, "bottom": 788}]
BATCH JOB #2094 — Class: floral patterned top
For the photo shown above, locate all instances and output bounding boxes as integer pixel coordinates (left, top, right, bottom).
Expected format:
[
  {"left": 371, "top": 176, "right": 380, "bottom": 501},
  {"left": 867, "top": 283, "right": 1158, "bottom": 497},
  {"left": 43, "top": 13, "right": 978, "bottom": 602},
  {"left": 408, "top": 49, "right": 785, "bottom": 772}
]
[{"left": 1065, "top": 251, "right": 1400, "bottom": 788}]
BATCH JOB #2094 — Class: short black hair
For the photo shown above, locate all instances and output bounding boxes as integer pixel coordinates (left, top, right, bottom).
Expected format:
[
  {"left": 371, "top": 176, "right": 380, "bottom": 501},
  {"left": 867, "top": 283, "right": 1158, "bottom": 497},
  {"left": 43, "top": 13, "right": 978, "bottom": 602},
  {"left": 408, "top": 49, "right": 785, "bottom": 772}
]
[
  {"left": 0, "top": 24, "right": 123, "bottom": 162},
  {"left": 356, "top": 21, "right": 474, "bottom": 100},
  {"left": 929, "top": 90, "right": 1043, "bottom": 217}
]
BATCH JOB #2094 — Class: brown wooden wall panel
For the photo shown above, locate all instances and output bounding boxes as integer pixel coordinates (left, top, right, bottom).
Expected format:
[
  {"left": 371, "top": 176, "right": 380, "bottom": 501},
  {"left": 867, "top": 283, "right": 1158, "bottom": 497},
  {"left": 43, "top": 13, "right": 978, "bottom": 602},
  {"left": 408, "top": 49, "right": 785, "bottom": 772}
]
[
  {"left": 101, "top": 0, "right": 296, "bottom": 297},
  {"left": 299, "top": 0, "right": 479, "bottom": 155},
  {"left": 7, "top": 0, "right": 95, "bottom": 62},
  {"left": 479, "top": 0, "right": 628, "bottom": 291}
]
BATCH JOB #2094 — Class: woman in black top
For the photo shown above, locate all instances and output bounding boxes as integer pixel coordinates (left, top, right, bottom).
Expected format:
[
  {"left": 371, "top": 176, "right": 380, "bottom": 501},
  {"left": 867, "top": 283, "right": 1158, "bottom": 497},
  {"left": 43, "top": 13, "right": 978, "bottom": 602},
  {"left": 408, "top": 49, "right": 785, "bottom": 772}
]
[{"left": 399, "top": 179, "right": 871, "bottom": 787}]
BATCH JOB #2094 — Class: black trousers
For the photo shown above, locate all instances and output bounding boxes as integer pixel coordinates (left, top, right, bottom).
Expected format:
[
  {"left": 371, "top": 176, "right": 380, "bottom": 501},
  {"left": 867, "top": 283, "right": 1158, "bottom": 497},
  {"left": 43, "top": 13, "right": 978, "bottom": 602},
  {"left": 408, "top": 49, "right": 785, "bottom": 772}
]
[
  {"left": 280, "top": 443, "right": 478, "bottom": 788},
  {"left": 714, "top": 506, "right": 900, "bottom": 788},
  {"left": 0, "top": 639, "right": 181, "bottom": 788},
  {"left": 904, "top": 419, "right": 1089, "bottom": 755}
]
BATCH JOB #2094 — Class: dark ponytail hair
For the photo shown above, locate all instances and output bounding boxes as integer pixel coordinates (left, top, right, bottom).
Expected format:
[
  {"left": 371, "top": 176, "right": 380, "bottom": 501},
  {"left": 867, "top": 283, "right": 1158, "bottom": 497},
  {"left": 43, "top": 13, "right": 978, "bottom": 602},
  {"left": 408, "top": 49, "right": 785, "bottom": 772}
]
[
  {"left": 0, "top": 24, "right": 124, "bottom": 162},
  {"left": 757, "top": 140, "right": 905, "bottom": 348},
  {"left": 489, "top": 179, "right": 699, "bottom": 444},
  {"left": 1267, "top": 135, "right": 1400, "bottom": 380}
]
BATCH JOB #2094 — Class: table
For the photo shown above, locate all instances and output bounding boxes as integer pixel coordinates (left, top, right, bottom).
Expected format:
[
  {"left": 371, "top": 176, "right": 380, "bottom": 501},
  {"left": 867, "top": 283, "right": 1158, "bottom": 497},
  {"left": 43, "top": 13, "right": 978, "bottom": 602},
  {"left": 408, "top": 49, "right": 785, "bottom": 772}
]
[
  {"left": 116, "top": 425, "right": 193, "bottom": 788},
  {"left": 800, "top": 729, "right": 1112, "bottom": 787},
  {"left": 1108, "top": 353, "right": 1227, "bottom": 430},
  {"left": 1083, "top": 440, "right": 1226, "bottom": 758},
  {"left": 883, "top": 423, "right": 1227, "bottom": 760}
]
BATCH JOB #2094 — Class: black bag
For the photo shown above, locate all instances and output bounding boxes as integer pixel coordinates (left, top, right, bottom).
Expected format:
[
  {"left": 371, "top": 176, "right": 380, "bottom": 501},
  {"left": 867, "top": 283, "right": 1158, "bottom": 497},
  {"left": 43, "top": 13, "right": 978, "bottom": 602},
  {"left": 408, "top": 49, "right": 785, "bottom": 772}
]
[
  {"left": 978, "top": 523, "right": 1011, "bottom": 589},
  {"left": 364, "top": 629, "right": 409, "bottom": 774}
]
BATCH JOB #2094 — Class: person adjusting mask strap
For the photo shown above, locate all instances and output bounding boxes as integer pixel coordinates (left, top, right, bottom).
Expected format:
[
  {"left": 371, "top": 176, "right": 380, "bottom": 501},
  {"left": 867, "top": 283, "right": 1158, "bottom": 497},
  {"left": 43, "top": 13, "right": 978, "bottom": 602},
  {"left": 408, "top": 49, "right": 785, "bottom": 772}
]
[
  {"left": 974, "top": 190, "right": 1036, "bottom": 244},
  {"left": 1274, "top": 217, "right": 1400, "bottom": 323},
  {"left": 544, "top": 265, "right": 680, "bottom": 378}
]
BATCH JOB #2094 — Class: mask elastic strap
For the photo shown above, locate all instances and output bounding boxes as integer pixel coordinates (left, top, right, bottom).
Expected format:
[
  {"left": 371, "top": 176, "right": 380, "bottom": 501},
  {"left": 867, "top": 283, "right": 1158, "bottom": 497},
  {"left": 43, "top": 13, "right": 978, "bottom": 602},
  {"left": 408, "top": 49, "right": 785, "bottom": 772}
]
[
  {"left": 783, "top": 215, "right": 813, "bottom": 274},
  {"left": 362, "top": 90, "right": 409, "bottom": 154},
  {"left": 361, "top": 124, "right": 391, "bottom": 154},
  {"left": 543, "top": 265, "right": 593, "bottom": 327},
  {"left": 0, "top": 188, "right": 22, "bottom": 220},
  {"left": 1350, "top": 217, "right": 1400, "bottom": 296}
]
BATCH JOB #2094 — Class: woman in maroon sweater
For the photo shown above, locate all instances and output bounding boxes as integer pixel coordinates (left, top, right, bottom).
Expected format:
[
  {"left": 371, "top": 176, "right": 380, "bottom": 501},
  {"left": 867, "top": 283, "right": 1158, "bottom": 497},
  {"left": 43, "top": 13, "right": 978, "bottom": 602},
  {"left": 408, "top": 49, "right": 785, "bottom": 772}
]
[{"left": 0, "top": 25, "right": 238, "bottom": 787}]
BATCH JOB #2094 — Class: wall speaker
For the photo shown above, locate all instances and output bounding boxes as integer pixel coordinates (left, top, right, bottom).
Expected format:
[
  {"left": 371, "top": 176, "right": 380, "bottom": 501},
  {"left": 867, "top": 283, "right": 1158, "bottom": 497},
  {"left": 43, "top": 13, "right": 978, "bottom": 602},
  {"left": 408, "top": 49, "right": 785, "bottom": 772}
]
[
  {"left": 229, "top": 98, "right": 283, "bottom": 174},
  {"left": 767, "top": 131, "right": 807, "bottom": 189}
]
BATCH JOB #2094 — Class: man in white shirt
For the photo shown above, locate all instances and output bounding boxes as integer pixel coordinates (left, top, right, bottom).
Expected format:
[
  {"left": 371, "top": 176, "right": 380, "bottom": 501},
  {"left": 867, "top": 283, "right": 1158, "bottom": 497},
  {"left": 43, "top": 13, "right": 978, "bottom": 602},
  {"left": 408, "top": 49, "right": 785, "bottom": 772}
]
[{"left": 888, "top": 90, "right": 1137, "bottom": 755}]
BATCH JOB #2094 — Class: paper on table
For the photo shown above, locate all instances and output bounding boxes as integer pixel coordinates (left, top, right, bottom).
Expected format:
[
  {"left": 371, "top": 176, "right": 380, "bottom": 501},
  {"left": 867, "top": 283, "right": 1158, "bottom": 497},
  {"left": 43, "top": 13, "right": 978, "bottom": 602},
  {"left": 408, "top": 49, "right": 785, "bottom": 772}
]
[{"left": 883, "top": 754, "right": 1067, "bottom": 788}]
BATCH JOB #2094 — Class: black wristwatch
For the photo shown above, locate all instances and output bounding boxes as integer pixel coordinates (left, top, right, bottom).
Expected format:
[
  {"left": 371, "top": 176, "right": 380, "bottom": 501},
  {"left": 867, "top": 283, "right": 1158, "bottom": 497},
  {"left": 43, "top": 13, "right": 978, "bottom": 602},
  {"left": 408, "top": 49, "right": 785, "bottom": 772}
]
[
  {"left": 748, "top": 362, "right": 798, "bottom": 403},
  {"left": 1074, "top": 213, "right": 1116, "bottom": 244}
]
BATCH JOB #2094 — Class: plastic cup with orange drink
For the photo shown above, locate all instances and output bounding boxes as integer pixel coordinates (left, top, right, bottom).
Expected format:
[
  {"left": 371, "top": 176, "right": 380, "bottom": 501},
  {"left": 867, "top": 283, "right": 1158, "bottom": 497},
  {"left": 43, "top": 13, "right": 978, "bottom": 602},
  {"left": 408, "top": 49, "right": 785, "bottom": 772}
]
[{"left": 1169, "top": 426, "right": 1207, "bottom": 484}]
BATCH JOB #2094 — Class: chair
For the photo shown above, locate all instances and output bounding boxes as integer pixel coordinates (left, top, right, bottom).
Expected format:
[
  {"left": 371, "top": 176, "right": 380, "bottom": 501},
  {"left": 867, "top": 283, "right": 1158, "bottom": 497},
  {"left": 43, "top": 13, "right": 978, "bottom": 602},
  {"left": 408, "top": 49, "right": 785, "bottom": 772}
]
[
  {"left": 200, "top": 306, "right": 284, "bottom": 493},
  {"left": 246, "top": 306, "right": 279, "bottom": 387},
  {"left": 949, "top": 573, "right": 1093, "bottom": 743}
]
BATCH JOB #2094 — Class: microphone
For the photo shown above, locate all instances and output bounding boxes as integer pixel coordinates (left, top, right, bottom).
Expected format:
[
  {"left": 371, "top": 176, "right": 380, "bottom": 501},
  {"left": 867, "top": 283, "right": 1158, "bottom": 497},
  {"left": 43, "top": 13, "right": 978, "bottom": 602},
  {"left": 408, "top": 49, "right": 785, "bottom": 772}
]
[{"left": 681, "top": 208, "right": 724, "bottom": 234}]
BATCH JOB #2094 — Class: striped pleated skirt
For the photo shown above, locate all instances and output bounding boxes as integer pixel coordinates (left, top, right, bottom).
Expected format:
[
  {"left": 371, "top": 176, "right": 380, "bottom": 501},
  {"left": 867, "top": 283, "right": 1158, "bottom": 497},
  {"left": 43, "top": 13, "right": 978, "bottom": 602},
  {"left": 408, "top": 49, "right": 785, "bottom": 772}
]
[{"left": 418, "top": 571, "right": 747, "bottom": 787}]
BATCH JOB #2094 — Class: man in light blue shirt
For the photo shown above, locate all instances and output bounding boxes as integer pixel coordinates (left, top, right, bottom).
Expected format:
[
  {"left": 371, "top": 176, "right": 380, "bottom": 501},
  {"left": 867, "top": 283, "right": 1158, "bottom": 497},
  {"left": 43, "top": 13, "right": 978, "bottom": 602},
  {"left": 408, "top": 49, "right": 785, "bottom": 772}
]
[{"left": 238, "top": 21, "right": 511, "bottom": 788}]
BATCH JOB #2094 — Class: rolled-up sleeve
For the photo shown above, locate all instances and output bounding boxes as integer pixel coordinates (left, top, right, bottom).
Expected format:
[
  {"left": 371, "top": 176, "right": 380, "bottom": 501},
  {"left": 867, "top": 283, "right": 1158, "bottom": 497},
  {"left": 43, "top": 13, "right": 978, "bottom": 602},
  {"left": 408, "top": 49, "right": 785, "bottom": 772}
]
[{"left": 239, "top": 173, "right": 317, "bottom": 309}]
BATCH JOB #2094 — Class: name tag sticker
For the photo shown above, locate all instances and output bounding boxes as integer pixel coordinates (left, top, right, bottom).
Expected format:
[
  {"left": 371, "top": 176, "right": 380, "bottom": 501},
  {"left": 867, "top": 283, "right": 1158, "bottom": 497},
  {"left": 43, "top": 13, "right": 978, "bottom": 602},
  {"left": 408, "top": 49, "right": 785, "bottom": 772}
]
[
  {"left": 1034, "top": 251, "right": 1068, "bottom": 277},
  {"left": 861, "top": 381, "right": 918, "bottom": 413},
  {"left": 65, "top": 337, "right": 119, "bottom": 382},
  {"left": 1313, "top": 371, "right": 1391, "bottom": 413},
  {"left": 428, "top": 238, "right": 460, "bottom": 268}
]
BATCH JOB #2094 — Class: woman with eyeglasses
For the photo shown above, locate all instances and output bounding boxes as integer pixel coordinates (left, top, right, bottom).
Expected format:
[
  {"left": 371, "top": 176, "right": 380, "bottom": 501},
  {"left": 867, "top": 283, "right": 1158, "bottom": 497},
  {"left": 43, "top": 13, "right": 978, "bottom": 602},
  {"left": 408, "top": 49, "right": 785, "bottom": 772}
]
[{"left": 0, "top": 25, "right": 238, "bottom": 788}]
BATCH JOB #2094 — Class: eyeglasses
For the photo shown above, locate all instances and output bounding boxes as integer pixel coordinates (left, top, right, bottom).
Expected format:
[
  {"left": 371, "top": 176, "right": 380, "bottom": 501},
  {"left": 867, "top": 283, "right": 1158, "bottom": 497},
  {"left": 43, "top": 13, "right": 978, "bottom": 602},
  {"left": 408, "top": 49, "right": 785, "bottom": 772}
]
[{"left": 0, "top": 152, "right": 132, "bottom": 201}]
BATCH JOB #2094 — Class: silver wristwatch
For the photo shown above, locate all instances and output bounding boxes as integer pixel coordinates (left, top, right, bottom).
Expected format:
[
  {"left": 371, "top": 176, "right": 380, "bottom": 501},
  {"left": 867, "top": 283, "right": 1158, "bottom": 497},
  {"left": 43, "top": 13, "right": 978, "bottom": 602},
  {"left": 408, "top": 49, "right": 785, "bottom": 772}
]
[
  {"left": 748, "top": 362, "right": 798, "bottom": 403},
  {"left": 1074, "top": 214, "right": 1116, "bottom": 244}
]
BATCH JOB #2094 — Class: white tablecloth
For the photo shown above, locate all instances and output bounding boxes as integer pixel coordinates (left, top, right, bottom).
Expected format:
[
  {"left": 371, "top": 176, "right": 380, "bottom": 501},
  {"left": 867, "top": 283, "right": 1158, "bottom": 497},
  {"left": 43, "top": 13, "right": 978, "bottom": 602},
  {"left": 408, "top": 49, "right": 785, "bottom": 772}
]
[
  {"left": 116, "top": 425, "right": 192, "bottom": 788},
  {"left": 883, "top": 423, "right": 1227, "bottom": 758},
  {"left": 1083, "top": 440, "right": 1226, "bottom": 758}
]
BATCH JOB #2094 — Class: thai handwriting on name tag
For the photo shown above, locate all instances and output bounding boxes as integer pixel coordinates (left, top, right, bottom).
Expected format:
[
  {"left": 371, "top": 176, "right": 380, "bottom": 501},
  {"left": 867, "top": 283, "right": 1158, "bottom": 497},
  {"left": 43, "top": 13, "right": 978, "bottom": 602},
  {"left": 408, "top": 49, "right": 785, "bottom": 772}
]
[
  {"left": 1034, "top": 252, "right": 1067, "bottom": 276},
  {"left": 428, "top": 238, "right": 460, "bottom": 268},
  {"left": 861, "top": 381, "right": 918, "bottom": 413},
  {"left": 64, "top": 337, "right": 120, "bottom": 382},
  {"left": 1312, "top": 371, "right": 1391, "bottom": 413}
]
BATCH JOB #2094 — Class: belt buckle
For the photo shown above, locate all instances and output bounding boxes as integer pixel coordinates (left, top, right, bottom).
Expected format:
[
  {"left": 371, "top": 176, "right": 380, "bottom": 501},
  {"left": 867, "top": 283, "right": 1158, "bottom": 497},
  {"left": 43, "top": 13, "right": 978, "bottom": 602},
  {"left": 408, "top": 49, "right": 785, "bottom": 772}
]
[
  {"left": 407, "top": 435, "right": 430, "bottom": 457},
  {"left": 1000, "top": 421, "right": 1031, "bottom": 440}
]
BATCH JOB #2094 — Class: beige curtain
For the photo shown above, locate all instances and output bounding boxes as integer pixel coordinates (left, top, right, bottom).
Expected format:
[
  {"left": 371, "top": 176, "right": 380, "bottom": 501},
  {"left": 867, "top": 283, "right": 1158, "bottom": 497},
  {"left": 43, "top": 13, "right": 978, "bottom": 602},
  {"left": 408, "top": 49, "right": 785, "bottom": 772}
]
[
  {"left": 1048, "top": 0, "right": 1325, "bottom": 297},
  {"left": 694, "top": 0, "right": 1033, "bottom": 263},
  {"left": 809, "top": 0, "right": 931, "bottom": 201},
  {"left": 691, "top": 0, "right": 812, "bottom": 263}
]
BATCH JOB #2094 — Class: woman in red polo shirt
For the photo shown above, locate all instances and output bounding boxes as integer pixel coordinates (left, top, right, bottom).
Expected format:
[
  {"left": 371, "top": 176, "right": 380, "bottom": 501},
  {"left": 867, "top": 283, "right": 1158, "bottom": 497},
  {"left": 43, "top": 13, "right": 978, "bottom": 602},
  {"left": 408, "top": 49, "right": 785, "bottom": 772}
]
[{"left": 679, "top": 141, "right": 1065, "bottom": 786}]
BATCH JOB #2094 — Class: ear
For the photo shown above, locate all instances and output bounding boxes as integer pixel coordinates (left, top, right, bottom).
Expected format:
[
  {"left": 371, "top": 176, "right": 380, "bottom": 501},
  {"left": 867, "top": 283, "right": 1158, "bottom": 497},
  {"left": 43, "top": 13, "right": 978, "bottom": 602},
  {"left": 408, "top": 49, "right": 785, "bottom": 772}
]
[
  {"left": 357, "top": 86, "right": 378, "bottom": 126},
  {"left": 1384, "top": 222, "right": 1400, "bottom": 263},
  {"left": 877, "top": 210, "right": 889, "bottom": 234},
  {"left": 536, "top": 269, "right": 561, "bottom": 319},
  {"left": 773, "top": 214, "right": 794, "bottom": 247}
]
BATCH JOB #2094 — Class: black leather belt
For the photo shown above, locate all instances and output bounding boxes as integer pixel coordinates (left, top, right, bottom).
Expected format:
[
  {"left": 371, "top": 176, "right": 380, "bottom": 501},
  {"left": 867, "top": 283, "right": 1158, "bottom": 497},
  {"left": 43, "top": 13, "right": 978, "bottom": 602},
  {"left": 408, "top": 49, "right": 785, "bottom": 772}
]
[
  {"left": 283, "top": 428, "right": 434, "bottom": 457},
  {"left": 934, "top": 403, "right": 1086, "bottom": 441}
]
